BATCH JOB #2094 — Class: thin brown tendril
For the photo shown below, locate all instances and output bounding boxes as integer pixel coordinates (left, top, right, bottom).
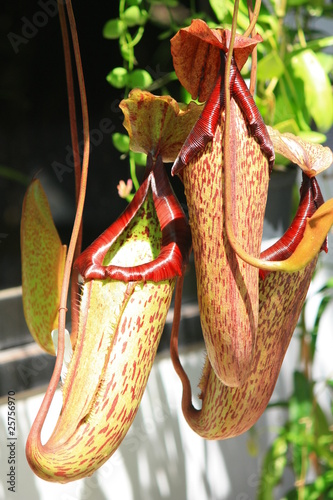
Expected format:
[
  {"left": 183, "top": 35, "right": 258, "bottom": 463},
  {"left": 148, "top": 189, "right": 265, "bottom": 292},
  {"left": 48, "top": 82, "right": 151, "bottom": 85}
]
[
  {"left": 26, "top": 0, "right": 90, "bottom": 452},
  {"left": 244, "top": 0, "right": 261, "bottom": 37},
  {"left": 58, "top": 0, "right": 90, "bottom": 349},
  {"left": 247, "top": 0, "right": 258, "bottom": 96},
  {"left": 58, "top": 2, "right": 82, "bottom": 344},
  {"left": 170, "top": 269, "right": 199, "bottom": 418}
]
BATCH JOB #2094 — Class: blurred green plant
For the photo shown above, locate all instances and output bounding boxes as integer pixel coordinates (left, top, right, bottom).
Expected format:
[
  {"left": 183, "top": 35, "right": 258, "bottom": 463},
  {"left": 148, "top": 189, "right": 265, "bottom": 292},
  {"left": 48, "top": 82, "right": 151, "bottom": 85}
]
[
  {"left": 103, "top": 0, "right": 185, "bottom": 201},
  {"left": 103, "top": 0, "right": 333, "bottom": 192},
  {"left": 257, "top": 275, "right": 333, "bottom": 500},
  {"left": 208, "top": 0, "right": 333, "bottom": 142},
  {"left": 253, "top": 0, "right": 333, "bottom": 151}
]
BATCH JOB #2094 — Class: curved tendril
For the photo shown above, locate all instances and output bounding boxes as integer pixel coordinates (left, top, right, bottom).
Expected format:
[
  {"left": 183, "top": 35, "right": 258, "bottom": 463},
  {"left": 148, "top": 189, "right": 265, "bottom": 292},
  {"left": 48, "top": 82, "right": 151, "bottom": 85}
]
[
  {"left": 259, "top": 174, "right": 327, "bottom": 279},
  {"left": 170, "top": 272, "right": 199, "bottom": 420},
  {"left": 246, "top": 0, "right": 258, "bottom": 96},
  {"left": 58, "top": 3, "right": 82, "bottom": 343},
  {"left": 224, "top": 172, "right": 330, "bottom": 273},
  {"left": 27, "top": 0, "right": 90, "bottom": 454},
  {"left": 244, "top": 0, "right": 262, "bottom": 37}
]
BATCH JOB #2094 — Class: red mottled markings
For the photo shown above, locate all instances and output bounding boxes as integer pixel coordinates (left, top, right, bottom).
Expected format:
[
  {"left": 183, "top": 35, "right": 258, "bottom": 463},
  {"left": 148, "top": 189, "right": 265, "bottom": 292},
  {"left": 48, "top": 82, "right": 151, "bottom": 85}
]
[
  {"left": 122, "top": 341, "right": 127, "bottom": 354},
  {"left": 131, "top": 385, "right": 136, "bottom": 402},
  {"left": 135, "top": 367, "right": 142, "bottom": 385},
  {"left": 98, "top": 425, "right": 109, "bottom": 435},
  {"left": 125, "top": 407, "right": 135, "bottom": 424},
  {"left": 96, "top": 440, "right": 110, "bottom": 455},
  {"left": 97, "top": 332, "right": 105, "bottom": 352},
  {"left": 117, "top": 404, "right": 126, "bottom": 422},
  {"left": 105, "top": 426, "right": 116, "bottom": 438},
  {"left": 86, "top": 436, "right": 95, "bottom": 447},
  {"left": 101, "top": 398, "right": 109, "bottom": 411},
  {"left": 122, "top": 363, "right": 128, "bottom": 376},
  {"left": 103, "top": 373, "right": 115, "bottom": 398},
  {"left": 87, "top": 446, "right": 97, "bottom": 455},
  {"left": 136, "top": 316, "right": 144, "bottom": 330},
  {"left": 121, "top": 317, "right": 127, "bottom": 334},
  {"left": 68, "top": 435, "right": 84, "bottom": 449},
  {"left": 131, "top": 360, "right": 137, "bottom": 380},
  {"left": 121, "top": 408, "right": 128, "bottom": 424},
  {"left": 106, "top": 394, "right": 119, "bottom": 420}
]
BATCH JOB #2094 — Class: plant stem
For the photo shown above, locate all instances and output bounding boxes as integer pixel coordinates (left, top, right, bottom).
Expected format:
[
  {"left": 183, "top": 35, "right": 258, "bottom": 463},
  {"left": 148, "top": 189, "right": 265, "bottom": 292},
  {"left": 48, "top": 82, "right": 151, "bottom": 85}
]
[
  {"left": 27, "top": 0, "right": 90, "bottom": 455},
  {"left": 0, "top": 166, "right": 30, "bottom": 185},
  {"left": 244, "top": 0, "right": 261, "bottom": 37},
  {"left": 59, "top": 0, "right": 90, "bottom": 350},
  {"left": 129, "top": 151, "right": 140, "bottom": 191},
  {"left": 58, "top": 1, "right": 82, "bottom": 343},
  {"left": 246, "top": 0, "right": 258, "bottom": 96}
]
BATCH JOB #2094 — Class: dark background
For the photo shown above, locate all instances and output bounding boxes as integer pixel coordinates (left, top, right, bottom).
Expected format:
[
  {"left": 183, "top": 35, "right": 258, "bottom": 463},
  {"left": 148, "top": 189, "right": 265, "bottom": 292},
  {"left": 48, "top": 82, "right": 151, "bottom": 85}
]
[{"left": 0, "top": 1, "right": 189, "bottom": 290}]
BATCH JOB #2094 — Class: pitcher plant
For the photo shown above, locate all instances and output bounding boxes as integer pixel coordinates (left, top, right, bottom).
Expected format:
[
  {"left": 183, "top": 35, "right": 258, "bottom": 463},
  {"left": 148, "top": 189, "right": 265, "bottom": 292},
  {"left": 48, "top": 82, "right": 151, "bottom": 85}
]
[{"left": 20, "top": 0, "right": 333, "bottom": 483}]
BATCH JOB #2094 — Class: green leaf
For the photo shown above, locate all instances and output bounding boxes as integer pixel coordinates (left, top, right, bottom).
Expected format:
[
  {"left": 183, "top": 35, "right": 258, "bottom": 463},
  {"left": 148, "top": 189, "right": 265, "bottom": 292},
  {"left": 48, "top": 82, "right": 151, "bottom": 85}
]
[
  {"left": 257, "top": 51, "right": 285, "bottom": 81},
  {"left": 146, "top": 0, "right": 179, "bottom": 6},
  {"left": 112, "top": 133, "right": 130, "bottom": 153},
  {"left": 283, "top": 471, "right": 333, "bottom": 499},
  {"left": 289, "top": 371, "right": 313, "bottom": 423},
  {"left": 209, "top": 0, "right": 229, "bottom": 23},
  {"left": 127, "top": 0, "right": 143, "bottom": 5},
  {"left": 123, "top": 6, "right": 146, "bottom": 27},
  {"left": 287, "top": 0, "right": 310, "bottom": 6},
  {"left": 21, "top": 180, "right": 66, "bottom": 355},
  {"left": 290, "top": 37, "right": 333, "bottom": 60},
  {"left": 103, "top": 19, "right": 126, "bottom": 39},
  {"left": 290, "top": 49, "right": 333, "bottom": 132},
  {"left": 257, "top": 436, "right": 288, "bottom": 500},
  {"left": 127, "top": 69, "right": 153, "bottom": 89},
  {"left": 298, "top": 130, "right": 327, "bottom": 144},
  {"left": 315, "top": 52, "right": 333, "bottom": 75},
  {"left": 257, "top": 13, "right": 279, "bottom": 33},
  {"left": 106, "top": 67, "right": 128, "bottom": 89},
  {"left": 0, "top": 165, "right": 30, "bottom": 185},
  {"left": 133, "top": 152, "right": 147, "bottom": 166},
  {"left": 320, "top": 276, "right": 333, "bottom": 290},
  {"left": 274, "top": 119, "right": 300, "bottom": 135},
  {"left": 120, "top": 43, "right": 131, "bottom": 62}
]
